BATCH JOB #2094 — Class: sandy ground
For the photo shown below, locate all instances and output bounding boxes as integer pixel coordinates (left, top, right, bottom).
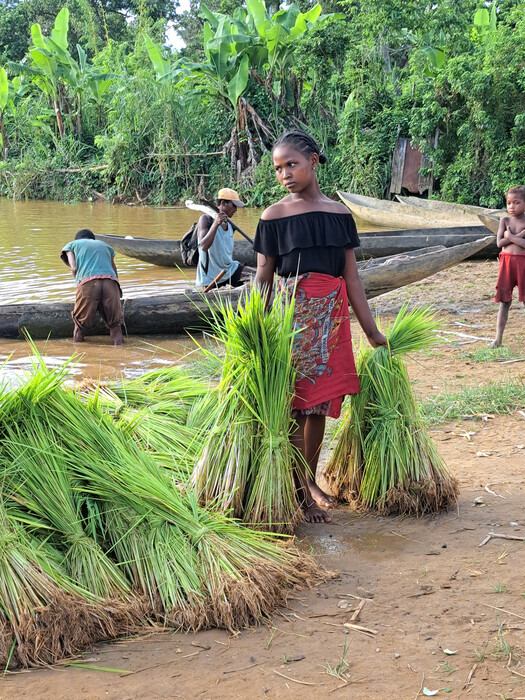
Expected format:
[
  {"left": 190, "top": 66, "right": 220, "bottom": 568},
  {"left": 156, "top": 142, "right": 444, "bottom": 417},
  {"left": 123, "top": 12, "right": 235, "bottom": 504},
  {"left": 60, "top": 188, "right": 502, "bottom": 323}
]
[{"left": 2, "top": 260, "right": 525, "bottom": 700}]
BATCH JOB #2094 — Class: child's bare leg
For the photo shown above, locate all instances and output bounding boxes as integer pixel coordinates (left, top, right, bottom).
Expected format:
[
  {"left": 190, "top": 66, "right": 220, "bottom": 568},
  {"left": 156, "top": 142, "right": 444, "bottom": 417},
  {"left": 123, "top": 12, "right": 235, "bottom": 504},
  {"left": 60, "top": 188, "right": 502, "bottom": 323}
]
[
  {"left": 491, "top": 301, "right": 511, "bottom": 347},
  {"left": 109, "top": 325, "right": 123, "bottom": 346},
  {"left": 304, "top": 414, "right": 336, "bottom": 508},
  {"left": 290, "top": 413, "right": 332, "bottom": 523},
  {"left": 73, "top": 325, "right": 85, "bottom": 343}
]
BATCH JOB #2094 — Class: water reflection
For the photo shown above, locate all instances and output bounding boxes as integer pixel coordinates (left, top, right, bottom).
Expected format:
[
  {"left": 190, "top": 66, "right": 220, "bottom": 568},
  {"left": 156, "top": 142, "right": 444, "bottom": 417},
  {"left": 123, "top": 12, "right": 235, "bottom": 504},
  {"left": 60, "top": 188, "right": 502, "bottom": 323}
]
[{"left": 0, "top": 334, "right": 202, "bottom": 384}]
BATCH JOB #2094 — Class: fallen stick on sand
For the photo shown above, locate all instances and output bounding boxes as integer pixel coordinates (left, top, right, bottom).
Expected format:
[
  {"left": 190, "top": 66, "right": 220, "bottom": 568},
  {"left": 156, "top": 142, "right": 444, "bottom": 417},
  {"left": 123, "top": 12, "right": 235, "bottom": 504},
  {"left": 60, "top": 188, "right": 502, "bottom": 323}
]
[
  {"left": 438, "top": 330, "right": 494, "bottom": 341},
  {"left": 343, "top": 622, "right": 378, "bottom": 635},
  {"left": 482, "top": 603, "right": 525, "bottom": 621},
  {"left": 462, "top": 662, "right": 478, "bottom": 690},
  {"left": 484, "top": 484, "right": 506, "bottom": 498},
  {"left": 273, "top": 670, "right": 316, "bottom": 685},
  {"left": 479, "top": 532, "right": 525, "bottom": 546},
  {"left": 350, "top": 598, "right": 367, "bottom": 622}
]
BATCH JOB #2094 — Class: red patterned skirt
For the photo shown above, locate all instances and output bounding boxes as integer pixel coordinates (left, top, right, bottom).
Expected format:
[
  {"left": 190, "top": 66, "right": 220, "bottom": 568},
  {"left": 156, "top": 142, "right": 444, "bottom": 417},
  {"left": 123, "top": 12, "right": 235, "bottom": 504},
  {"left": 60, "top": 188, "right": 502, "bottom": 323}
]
[{"left": 278, "top": 273, "right": 360, "bottom": 419}]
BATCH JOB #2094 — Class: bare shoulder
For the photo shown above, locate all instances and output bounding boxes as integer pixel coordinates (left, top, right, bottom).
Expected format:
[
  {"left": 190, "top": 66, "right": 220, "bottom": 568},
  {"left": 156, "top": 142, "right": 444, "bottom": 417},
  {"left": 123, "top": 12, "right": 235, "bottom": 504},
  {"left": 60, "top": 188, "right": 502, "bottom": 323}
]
[
  {"left": 327, "top": 200, "right": 352, "bottom": 215},
  {"left": 198, "top": 213, "right": 214, "bottom": 230},
  {"left": 261, "top": 198, "right": 292, "bottom": 221}
]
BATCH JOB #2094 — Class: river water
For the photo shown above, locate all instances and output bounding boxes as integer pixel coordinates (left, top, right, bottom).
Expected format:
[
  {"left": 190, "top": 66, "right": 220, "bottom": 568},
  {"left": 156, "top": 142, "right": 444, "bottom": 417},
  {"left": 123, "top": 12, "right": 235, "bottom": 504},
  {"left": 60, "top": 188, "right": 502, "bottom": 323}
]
[{"left": 0, "top": 197, "right": 376, "bottom": 383}]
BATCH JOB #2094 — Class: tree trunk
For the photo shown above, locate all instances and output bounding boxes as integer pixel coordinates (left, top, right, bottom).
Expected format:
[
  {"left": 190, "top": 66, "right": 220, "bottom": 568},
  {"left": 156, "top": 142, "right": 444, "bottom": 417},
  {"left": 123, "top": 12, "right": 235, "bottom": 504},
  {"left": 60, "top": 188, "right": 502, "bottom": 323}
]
[
  {"left": 54, "top": 98, "right": 65, "bottom": 138},
  {"left": 0, "top": 114, "right": 7, "bottom": 158}
]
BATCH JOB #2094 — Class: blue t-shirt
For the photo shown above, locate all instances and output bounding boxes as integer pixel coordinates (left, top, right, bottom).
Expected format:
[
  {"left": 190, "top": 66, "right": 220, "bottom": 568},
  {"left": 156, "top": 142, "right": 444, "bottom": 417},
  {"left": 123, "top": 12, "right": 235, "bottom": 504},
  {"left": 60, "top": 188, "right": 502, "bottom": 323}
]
[{"left": 62, "top": 239, "right": 117, "bottom": 284}]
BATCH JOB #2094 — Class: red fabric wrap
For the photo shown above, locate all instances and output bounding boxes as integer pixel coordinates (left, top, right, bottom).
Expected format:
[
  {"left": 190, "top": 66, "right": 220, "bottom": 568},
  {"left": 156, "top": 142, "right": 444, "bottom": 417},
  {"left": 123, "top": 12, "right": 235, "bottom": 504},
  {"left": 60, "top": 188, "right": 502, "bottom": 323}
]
[
  {"left": 494, "top": 253, "right": 525, "bottom": 303},
  {"left": 278, "top": 273, "right": 360, "bottom": 419}
]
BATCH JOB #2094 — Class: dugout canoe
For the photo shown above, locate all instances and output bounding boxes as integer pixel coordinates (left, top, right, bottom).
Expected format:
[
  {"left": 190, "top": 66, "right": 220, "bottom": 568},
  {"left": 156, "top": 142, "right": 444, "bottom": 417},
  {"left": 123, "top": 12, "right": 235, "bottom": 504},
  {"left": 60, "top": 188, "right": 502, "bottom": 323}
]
[
  {"left": 338, "top": 191, "right": 476, "bottom": 229},
  {"left": 478, "top": 214, "right": 501, "bottom": 235},
  {"left": 355, "top": 226, "right": 497, "bottom": 259},
  {"left": 95, "top": 226, "right": 496, "bottom": 267},
  {"left": 94, "top": 233, "right": 257, "bottom": 267},
  {"left": 0, "top": 237, "right": 493, "bottom": 340},
  {"left": 395, "top": 195, "right": 505, "bottom": 221}
]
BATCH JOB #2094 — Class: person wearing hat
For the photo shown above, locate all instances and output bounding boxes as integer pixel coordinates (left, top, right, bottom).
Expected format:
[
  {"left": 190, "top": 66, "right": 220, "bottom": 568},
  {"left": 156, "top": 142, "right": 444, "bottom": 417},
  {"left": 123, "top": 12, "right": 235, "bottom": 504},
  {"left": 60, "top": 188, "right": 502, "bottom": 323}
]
[{"left": 195, "top": 188, "right": 255, "bottom": 289}]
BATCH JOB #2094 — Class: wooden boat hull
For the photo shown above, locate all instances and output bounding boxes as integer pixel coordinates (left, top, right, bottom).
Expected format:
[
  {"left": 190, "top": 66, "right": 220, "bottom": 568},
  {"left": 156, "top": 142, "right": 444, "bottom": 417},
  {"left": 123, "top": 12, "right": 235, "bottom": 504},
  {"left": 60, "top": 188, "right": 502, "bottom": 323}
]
[
  {"left": 338, "top": 190, "right": 476, "bottom": 228},
  {"left": 355, "top": 226, "right": 497, "bottom": 259},
  {"left": 395, "top": 195, "right": 505, "bottom": 220},
  {"left": 96, "top": 226, "right": 496, "bottom": 267},
  {"left": 0, "top": 237, "right": 493, "bottom": 340},
  {"left": 478, "top": 214, "right": 500, "bottom": 235},
  {"left": 95, "top": 233, "right": 256, "bottom": 267}
]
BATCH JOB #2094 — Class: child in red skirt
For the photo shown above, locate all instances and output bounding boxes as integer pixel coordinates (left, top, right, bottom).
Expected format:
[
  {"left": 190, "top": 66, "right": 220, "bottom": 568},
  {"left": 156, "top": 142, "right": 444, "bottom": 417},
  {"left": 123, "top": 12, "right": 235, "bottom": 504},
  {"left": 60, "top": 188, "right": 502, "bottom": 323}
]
[{"left": 491, "top": 186, "right": 525, "bottom": 347}]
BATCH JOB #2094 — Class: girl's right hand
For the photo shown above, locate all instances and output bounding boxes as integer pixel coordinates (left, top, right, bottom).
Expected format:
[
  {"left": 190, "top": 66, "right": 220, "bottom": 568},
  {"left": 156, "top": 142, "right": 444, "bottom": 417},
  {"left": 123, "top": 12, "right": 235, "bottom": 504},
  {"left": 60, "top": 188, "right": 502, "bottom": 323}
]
[{"left": 367, "top": 329, "right": 388, "bottom": 348}]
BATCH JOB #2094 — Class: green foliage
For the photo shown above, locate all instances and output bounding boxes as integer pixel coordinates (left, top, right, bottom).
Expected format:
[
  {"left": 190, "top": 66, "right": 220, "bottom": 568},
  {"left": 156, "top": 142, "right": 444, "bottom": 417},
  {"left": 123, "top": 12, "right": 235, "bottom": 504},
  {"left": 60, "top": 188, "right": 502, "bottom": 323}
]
[{"left": 1, "top": 0, "right": 524, "bottom": 204}]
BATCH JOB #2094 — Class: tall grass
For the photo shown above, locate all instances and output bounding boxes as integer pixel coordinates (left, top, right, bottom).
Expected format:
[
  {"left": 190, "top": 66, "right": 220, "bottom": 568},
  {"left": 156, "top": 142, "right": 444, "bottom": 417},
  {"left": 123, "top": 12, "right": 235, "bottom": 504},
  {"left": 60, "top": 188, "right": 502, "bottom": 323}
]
[{"left": 421, "top": 378, "right": 525, "bottom": 425}]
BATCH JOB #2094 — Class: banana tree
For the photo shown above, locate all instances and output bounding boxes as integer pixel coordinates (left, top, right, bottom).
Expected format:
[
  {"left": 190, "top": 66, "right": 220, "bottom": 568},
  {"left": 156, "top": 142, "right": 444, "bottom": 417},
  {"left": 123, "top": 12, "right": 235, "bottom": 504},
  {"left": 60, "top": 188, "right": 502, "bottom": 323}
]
[
  {"left": 27, "top": 7, "right": 70, "bottom": 137},
  {"left": 244, "top": 0, "right": 331, "bottom": 118},
  {"left": 0, "top": 73, "right": 32, "bottom": 155},
  {"left": 146, "top": 21, "right": 260, "bottom": 178},
  {"left": 197, "top": 1, "right": 334, "bottom": 172},
  {"left": 69, "top": 43, "right": 119, "bottom": 133},
  {"left": 15, "top": 8, "right": 118, "bottom": 140}
]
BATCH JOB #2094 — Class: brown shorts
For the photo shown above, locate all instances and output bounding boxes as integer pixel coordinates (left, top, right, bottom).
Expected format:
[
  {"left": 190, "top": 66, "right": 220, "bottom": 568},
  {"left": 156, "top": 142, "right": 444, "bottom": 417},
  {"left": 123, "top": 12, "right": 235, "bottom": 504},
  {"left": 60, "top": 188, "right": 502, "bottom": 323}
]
[
  {"left": 494, "top": 254, "right": 525, "bottom": 303},
  {"left": 73, "top": 278, "right": 123, "bottom": 331}
]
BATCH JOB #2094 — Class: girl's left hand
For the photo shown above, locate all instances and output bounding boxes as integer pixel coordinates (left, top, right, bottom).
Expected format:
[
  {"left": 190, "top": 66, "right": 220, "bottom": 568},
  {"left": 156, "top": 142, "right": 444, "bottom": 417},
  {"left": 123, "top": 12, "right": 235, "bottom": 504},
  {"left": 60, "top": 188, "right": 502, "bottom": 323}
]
[{"left": 367, "top": 330, "right": 388, "bottom": 348}]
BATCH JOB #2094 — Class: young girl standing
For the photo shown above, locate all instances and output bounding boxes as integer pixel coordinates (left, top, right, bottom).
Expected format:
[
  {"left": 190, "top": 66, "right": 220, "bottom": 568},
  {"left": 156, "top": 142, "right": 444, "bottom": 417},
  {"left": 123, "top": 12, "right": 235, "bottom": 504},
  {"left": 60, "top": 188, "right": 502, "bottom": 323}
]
[{"left": 254, "top": 130, "right": 387, "bottom": 523}]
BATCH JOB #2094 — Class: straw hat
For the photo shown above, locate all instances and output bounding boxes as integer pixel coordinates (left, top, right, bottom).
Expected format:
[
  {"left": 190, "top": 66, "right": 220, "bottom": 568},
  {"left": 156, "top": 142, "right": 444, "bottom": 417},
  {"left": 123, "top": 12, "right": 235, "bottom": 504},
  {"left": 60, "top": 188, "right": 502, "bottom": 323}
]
[{"left": 217, "top": 188, "right": 246, "bottom": 207}]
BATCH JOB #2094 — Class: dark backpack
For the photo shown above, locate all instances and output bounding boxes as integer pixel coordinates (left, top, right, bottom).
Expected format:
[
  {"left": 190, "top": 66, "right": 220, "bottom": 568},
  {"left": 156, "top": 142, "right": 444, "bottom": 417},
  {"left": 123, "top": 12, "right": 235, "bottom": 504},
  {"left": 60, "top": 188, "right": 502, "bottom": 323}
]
[{"left": 180, "top": 222, "right": 200, "bottom": 267}]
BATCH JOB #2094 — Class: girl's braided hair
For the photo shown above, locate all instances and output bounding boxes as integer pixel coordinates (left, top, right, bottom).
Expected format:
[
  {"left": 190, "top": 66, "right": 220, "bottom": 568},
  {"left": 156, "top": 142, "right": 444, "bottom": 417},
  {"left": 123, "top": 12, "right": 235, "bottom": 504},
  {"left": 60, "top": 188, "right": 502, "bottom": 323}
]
[{"left": 273, "top": 130, "right": 327, "bottom": 164}]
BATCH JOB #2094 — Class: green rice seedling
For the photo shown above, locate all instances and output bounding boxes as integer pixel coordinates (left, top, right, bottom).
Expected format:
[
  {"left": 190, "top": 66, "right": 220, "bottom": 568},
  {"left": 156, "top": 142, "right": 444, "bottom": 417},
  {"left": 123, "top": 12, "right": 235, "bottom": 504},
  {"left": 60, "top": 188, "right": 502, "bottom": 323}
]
[
  {"left": 79, "top": 366, "right": 213, "bottom": 475},
  {"left": 17, "top": 365, "right": 321, "bottom": 630},
  {"left": 0, "top": 500, "right": 138, "bottom": 668},
  {"left": 192, "top": 286, "right": 300, "bottom": 532},
  {"left": 461, "top": 346, "right": 513, "bottom": 363},
  {"left": 324, "top": 306, "right": 458, "bottom": 514},
  {"left": 0, "top": 417, "right": 132, "bottom": 599}
]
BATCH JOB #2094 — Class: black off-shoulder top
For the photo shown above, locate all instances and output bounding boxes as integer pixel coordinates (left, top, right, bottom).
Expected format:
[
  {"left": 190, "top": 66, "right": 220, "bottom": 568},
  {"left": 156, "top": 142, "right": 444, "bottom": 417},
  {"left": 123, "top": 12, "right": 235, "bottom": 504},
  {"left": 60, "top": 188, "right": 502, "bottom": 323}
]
[{"left": 253, "top": 211, "right": 360, "bottom": 277}]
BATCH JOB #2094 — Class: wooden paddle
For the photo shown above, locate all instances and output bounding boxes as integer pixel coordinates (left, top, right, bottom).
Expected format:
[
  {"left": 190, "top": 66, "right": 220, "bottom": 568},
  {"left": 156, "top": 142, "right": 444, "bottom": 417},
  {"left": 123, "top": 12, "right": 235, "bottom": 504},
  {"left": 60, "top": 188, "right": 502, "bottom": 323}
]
[
  {"left": 185, "top": 199, "right": 254, "bottom": 244},
  {"left": 202, "top": 269, "right": 226, "bottom": 293}
]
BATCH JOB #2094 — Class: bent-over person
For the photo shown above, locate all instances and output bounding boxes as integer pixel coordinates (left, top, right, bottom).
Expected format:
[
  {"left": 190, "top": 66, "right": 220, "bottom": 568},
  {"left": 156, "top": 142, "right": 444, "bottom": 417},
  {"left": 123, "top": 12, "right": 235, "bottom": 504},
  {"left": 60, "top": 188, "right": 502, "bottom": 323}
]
[{"left": 61, "top": 229, "right": 123, "bottom": 346}]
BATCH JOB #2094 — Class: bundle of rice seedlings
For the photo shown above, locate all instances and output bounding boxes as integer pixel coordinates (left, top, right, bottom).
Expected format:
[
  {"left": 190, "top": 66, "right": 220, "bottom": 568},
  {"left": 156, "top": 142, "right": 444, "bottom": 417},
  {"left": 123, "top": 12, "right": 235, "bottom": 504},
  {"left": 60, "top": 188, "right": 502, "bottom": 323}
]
[
  {"left": 0, "top": 501, "right": 137, "bottom": 668},
  {"left": 0, "top": 402, "right": 133, "bottom": 600},
  {"left": 324, "top": 306, "right": 459, "bottom": 515},
  {"left": 191, "top": 286, "right": 301, "bottom": 533},
  {"left": 9, "top": 364, "right": 322, "bottom": 631},
  {"left": 81, "top": 367, "right": 214, "bottom": 475}
]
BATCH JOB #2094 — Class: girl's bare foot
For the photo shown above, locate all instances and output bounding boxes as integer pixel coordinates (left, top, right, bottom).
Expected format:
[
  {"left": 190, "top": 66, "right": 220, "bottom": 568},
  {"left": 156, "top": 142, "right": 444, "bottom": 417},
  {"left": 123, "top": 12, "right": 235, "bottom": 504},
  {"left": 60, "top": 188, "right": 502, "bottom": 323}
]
[
  {"left": 307, "top": 478, "right": 337, "bottom": 509},
  {"left": 489, "top": 339, "right": 502, "bottom": 347},
  {"left": 303, "top": 502, "right": 332, "bottom": 523}
]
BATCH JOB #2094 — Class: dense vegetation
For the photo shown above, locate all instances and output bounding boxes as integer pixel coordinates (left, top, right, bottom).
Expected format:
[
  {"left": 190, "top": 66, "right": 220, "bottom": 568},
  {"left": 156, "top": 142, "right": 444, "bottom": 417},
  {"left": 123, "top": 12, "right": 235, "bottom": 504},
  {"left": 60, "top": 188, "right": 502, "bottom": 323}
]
[{"left": 0, "top": 0, "right": 523, "bottom": 206}]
